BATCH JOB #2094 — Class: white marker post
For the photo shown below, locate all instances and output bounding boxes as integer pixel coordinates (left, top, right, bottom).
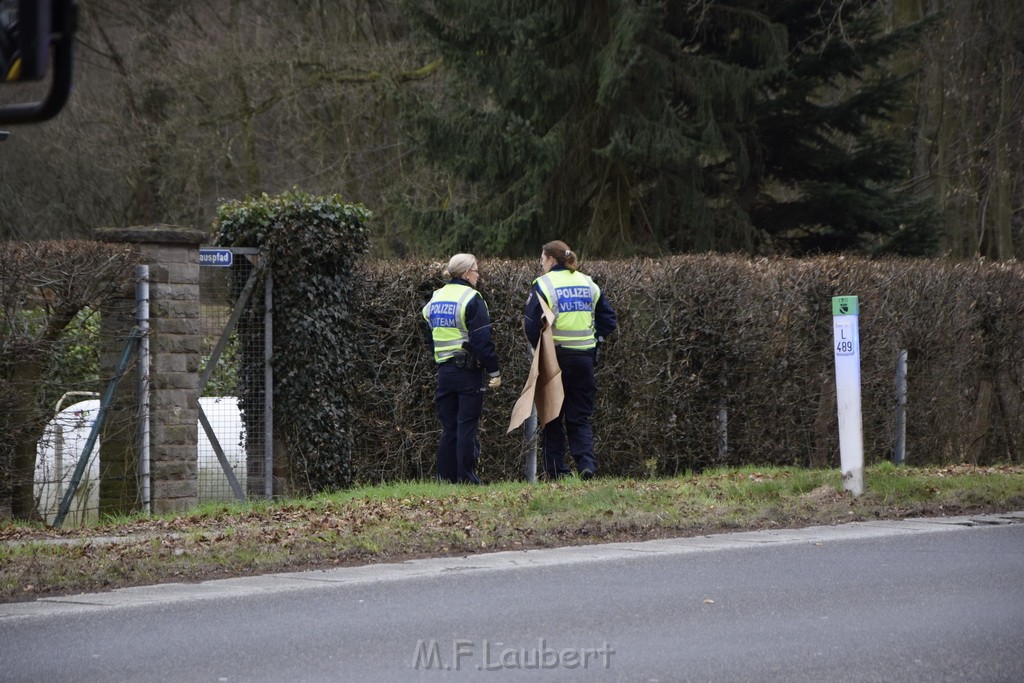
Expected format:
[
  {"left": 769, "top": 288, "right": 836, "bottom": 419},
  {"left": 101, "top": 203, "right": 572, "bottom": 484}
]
[{"left": 832, "top": 296, "right": 864, "bottom": 496}]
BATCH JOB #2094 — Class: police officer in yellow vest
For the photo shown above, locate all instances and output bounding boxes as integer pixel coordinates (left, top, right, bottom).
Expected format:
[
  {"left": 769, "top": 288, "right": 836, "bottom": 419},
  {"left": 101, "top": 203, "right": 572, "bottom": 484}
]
[
  {"left": 523, "top": 240, "right": 617, "bottom": 479},
  {"left": 422, "top": 254, "right": 501, "bottom": 484}
]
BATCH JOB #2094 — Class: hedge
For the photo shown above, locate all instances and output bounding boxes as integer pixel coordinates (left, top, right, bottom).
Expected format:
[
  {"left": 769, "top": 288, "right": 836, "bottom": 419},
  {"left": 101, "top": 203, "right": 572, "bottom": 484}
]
[{"left": 348, "top": 255, "right": 1024, "bottom": 484}]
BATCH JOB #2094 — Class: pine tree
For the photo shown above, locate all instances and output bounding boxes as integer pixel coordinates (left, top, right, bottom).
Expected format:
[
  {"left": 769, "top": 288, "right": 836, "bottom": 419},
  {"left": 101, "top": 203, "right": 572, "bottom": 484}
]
[
  {"left": 747, "top": 0, "right": 937, "bottom": 254},
  {"left": 399, "top": 1, "right": 783, "bottom": 255},
  {"left": 400, "top": 0, "right": 932, "bottom": 257}
]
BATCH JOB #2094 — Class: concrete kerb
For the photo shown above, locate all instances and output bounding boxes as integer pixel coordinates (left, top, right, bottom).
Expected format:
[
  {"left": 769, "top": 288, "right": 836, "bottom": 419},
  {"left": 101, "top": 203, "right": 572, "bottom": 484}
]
[
  {"left": 2, "top": 511, "right": 1022, "bottom": 622},
  {"left": 2, "top": 531, "right": 202, "bottom": 549}
]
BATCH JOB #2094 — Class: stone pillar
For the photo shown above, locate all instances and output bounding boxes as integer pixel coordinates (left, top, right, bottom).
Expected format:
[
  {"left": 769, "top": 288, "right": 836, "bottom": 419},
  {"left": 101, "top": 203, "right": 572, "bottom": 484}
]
[{"left": 96, "top": 225, "right": 208, "bottom": 515}]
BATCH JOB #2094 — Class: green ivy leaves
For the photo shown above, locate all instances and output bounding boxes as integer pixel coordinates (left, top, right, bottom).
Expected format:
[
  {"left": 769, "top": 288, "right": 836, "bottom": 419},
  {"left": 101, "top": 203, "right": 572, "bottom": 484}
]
[{"left": 214, "top": 190, "right": 372, "bottom": 492}]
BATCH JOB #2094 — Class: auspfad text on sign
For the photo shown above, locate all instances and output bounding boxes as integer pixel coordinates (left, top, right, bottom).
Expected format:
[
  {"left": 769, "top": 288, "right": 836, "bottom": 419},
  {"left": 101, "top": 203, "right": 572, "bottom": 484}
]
[{"left": 199, "top": 249, "right": 233, "bottom": 267}]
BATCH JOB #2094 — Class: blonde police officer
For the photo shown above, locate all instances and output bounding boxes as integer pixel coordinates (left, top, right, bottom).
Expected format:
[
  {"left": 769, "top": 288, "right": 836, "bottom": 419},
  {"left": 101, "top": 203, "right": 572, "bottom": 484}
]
[
  {"left": 523, "top": 241, "right": 617, "bottom": 480},
  {"left": 422, "top": 254, "right": 500, "bottom": 483}
]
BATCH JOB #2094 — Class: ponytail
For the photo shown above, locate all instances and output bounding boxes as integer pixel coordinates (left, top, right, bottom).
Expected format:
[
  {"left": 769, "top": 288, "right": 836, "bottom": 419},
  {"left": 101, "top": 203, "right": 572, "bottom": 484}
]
[{"left": 542, "top": 240, "right": 578, "bottom": 271}]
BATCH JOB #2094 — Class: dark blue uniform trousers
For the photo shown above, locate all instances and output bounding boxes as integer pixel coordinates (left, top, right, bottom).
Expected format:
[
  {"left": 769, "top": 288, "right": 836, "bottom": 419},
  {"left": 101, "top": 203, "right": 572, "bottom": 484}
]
[
  {"left": 543, "top": 349, "right": 597, "bottom": 478},
  {"left": 435, "top": 364, "right": 483, "bottom": 484}
]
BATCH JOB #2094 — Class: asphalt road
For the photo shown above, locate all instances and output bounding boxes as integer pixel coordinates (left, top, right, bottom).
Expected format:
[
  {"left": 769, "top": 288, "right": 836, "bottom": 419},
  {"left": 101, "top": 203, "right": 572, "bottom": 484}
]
[{"left": 2, "top": 513, "right": 1022, "bottom": 682}]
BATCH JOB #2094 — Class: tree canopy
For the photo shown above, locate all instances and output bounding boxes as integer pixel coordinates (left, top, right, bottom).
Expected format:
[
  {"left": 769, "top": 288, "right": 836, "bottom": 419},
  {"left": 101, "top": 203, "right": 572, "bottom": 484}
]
[
  {"left": 1, "top": 0, "right": 1020, "bottom": 260},
  {"left": 400, "top": 0, "right": 935, "bottom": 256}
]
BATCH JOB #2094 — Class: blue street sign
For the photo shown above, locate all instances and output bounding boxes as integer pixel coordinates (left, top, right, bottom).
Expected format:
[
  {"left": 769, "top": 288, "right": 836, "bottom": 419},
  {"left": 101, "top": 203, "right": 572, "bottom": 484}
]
[{"left": 199, "top": 248, "right": 233, "bottom": 267}]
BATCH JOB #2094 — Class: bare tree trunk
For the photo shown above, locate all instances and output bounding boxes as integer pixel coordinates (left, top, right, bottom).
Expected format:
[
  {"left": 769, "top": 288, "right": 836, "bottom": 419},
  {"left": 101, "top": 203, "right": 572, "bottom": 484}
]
[
  {"left": 10, "top": 360, "right": 45, "bottom": 522},
  {"left": 898, "top": 0, "right": 1023, "bottom": 259},
  {"left": 232, "top": 72, "right": 263, "bottom": 193},
  {"left": 992, "top": 10, "right": 1017, "bottom": 260}
]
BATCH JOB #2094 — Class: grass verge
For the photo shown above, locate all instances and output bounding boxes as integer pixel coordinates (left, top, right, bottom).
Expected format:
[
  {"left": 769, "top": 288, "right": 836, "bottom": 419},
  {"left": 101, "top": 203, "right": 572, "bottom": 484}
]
[{"left": 2, "top": 464, "right": 1022, "bottom": 603}]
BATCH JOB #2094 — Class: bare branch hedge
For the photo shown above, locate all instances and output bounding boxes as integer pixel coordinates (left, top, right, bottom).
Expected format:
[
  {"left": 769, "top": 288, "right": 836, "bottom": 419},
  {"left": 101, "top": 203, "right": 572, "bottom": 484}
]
[
  {"left": 5, "top": 247, "right": 1021, "bottom": 512},
  {"left": 350, "top": 255, "right": 1024, "bottom": 483},
  {"left": 0, "top": 241, "right": 138, "bottom": 519}
]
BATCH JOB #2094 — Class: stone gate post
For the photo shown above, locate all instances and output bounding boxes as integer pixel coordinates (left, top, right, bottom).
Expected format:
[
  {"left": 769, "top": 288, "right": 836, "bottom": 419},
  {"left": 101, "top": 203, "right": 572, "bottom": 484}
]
[{"left": 96, "top": 225, "right": 207, "bottom": 515}]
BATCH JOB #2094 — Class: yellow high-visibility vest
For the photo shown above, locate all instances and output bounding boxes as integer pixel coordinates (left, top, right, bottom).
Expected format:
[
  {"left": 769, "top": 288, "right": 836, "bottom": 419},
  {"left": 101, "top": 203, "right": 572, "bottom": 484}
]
[
  {"left": 534, "top": 270, "right": 601, "bottom": 350},
  {"left": 422, "top": 283, "right": 479, "bottom": 363}
]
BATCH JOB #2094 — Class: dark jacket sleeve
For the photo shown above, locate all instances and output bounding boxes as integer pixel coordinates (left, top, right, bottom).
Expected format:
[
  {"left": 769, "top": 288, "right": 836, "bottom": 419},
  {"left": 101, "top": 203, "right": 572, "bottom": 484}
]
[
  {"left": 465, "top": 293, "right": 499, "bottom": 373},
  {"left": 595, "top": 290, "right": 618, "bottom": 341},
  {"left": 523, "top": 286, "right": 544, "bottom": 348}
]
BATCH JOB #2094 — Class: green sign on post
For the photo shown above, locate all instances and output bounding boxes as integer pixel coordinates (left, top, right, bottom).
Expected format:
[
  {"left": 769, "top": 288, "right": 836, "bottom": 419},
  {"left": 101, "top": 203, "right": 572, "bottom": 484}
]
[{"left": 832, "top": 296, "right": 859, "bottom": 316}]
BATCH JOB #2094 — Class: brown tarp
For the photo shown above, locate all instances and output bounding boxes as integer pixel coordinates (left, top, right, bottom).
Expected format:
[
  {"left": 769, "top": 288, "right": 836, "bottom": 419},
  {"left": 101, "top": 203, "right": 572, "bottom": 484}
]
[{"left": 508, "top": 295, "right": 564, "bottom": 432}]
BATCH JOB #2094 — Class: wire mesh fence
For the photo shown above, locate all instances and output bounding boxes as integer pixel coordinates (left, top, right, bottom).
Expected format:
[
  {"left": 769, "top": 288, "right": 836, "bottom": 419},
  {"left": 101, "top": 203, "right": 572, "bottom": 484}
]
[
  {"left": 35, "top": 327, "right": 143, "bottom": 528},
  {"left": 0, "top": 242, "right": 138, "bottom": 524},
  {"left": 34, "top": 396, "right": 102, "bottom": 526},
  {"left": 199, "top": 249, "right": 269, "bottom": 501},
  {"left": 3, "top": 241, "right": 275, "bottom": 524}
]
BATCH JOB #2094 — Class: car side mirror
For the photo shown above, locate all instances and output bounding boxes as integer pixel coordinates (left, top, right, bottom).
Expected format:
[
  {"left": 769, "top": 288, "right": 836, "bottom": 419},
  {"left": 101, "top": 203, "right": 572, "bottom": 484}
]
[{"left": 0, "top": 0, "right": 78, "bottom": 125}]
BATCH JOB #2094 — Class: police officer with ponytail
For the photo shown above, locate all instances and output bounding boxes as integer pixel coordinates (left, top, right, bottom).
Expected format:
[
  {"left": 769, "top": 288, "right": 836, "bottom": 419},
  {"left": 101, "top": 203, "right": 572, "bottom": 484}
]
[
  {"left": 422, "top": 254, "right": 501, "bottom": 484},
  {"left": 524, "top": 241, "right": 617, "bottom": 480}
]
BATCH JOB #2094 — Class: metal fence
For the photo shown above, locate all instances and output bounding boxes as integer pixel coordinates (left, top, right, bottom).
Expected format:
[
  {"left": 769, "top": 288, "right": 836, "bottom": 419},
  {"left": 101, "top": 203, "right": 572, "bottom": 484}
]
[
  {"left": 198, "top": 247, "right": 272, "bottom": 501},
  {"left": 32, "top": 313, "right": 142, "bottom": 526},
  {"left": 30, "top": 248, "right": 272, "bottom": 526}
]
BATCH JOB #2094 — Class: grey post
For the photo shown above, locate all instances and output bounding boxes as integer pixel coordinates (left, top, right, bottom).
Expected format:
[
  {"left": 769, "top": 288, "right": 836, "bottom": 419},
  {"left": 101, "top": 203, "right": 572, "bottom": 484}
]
[
  {"left": 893, "top": 349, "right": 908, "bottom": 465},
  {"left": 524, "top": 344, "right": 538, "bottom": 483}
]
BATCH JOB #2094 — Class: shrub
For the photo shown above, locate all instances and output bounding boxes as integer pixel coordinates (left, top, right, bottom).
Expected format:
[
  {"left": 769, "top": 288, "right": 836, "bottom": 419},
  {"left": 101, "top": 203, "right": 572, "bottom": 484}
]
[
  {"left": 349, "top": 255, "right": 1024, "bottom": 484},
  {"left": 0, "top": 241, "right": 136, "bottom": 519},
  {"left": 214, "top": 190, "right": 372, "bottom": 493}
]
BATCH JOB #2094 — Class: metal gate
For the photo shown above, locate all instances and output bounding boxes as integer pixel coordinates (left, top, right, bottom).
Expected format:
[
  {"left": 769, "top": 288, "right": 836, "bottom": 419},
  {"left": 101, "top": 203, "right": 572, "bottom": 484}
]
[{"left": 198, "top": 247, "right": 273, "bottom": 501}]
